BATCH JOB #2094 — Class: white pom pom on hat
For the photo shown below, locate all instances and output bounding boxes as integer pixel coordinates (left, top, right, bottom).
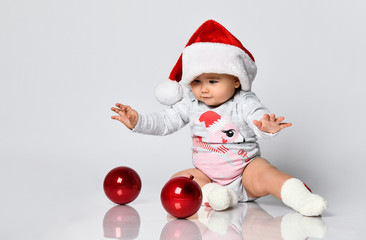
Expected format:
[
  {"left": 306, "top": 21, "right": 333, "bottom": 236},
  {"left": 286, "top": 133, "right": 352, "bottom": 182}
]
[
  {"left": 155, "top": 19, "right": 257, "bottom": 106},
  {"left": 155, "top": 78, "right": 183, "bottom": 106}
]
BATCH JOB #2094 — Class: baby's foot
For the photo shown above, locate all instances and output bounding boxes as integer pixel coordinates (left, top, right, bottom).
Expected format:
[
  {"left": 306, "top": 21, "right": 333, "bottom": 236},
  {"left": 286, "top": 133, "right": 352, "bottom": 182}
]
[
  {"left": 208, "top": 187, "right": 232, "bottom": 211},
  {"left": 281, "top": 178, "right": 328, "bottom": 216},
  {"left": 202, "top": 183, "right": 238, "bottom": 211},
  {"left": 298, "top": 193, "right": 328, "bottom": 216}
]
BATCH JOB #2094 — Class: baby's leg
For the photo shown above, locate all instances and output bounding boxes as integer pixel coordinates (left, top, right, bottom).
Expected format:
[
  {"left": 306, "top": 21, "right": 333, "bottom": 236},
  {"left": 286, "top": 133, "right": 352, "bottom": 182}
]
[
  {"left": 242, "top": 158, "right": 327, "bottom": 216},
  {"left": 171, "top": 169, "right": 237, "bottom": 211},
  {"left": 171, "top": 168, "right": 211, "bottom": 187},
  {"left": 242, "top": 158, "right": 292, "bottom": 199}
]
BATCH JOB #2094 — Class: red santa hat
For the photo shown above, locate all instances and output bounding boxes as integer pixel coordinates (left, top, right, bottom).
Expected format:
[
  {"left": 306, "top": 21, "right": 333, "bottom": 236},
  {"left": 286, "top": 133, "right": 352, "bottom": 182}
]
[{"left": 155, "top": 20, "right": 257, "bottom": 106}]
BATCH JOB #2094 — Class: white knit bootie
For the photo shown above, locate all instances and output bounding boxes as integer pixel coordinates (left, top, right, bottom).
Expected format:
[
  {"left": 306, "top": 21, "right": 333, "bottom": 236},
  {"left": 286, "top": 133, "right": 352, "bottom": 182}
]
[
  {"left": 202, "top": 183, "right": 238, "bottom": 211},
  {"left": 281, "top": 178, "right": 328, "bottom": 216}
]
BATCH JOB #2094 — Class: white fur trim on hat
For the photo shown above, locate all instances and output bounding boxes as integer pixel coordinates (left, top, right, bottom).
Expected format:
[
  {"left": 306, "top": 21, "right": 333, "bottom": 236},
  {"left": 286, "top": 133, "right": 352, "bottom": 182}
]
[
  {"left": 180, "top": 42, "right": 257, "bottom": 91},
  {"left": 155, "top": 79, "right": 183, "bottom": 106}
]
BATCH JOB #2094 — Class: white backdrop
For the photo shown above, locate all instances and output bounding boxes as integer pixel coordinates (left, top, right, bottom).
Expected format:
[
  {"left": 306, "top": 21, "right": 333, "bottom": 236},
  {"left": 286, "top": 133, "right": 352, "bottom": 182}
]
[{"left": 1, "top": 0, "right": 365, "bottom": 239}]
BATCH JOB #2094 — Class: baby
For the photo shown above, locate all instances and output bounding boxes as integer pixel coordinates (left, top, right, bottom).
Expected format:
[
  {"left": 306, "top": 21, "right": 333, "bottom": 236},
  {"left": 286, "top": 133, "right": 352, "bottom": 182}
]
[{"left": 111, "top": 20, "right": 327, "bottom": 216}]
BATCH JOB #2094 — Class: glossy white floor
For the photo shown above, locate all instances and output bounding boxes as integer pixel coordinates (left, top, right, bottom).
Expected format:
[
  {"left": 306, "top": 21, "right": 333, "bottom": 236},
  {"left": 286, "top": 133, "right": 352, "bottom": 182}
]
[
  {"left": 100, "top": 197, "right": 365, "bottom": 240},
  {"left": 0, "top": 166, "right": 364, "bottom": 240}
]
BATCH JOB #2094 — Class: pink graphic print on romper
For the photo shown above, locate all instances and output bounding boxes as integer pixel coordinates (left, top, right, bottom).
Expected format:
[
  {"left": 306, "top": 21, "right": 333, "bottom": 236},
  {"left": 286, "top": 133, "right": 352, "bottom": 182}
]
[{"left": 193, "top": 111, "right": 247, "bottom": 185}]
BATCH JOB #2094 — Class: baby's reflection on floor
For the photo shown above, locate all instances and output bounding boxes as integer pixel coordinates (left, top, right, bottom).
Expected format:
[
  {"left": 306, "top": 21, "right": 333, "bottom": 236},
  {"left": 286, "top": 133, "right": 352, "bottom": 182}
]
[
  {"left": 101, "top": 202, "right": 327, "bottom": 240},
  {"left": 161, "top": 202, "right": 327, "bottom": 240}
]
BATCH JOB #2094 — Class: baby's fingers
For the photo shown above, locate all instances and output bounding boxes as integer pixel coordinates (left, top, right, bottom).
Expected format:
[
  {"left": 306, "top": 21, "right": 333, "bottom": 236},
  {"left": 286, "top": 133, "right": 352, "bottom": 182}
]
[
  {"left": 113, "top": 103, "right": 132, "bottom": 113},
  {"left": 111, "top": 106, "right": 119, "bottom": 113},
  {"left": 280, "top": 122, "right": 292, "bottom": 129},
  {"left": 270, "top": 114, "right": 276, "bottom": 121},
  {"left": 253, "top": 120, "right": 263, "bottom": 129},
  {"left": 111, "top": 115, "right": 126, "bottom": 122},
  {"left": 111, "top": 107, "right": 124, "bottom": 116},
  {"left": 115, "top": 103, "right": 128, "bottom": 110},
  {"left": 276, "top": 116, "right": 285, "bottom": 123},
  {"left": 263, "top": 114, "right": 270, "bottom": 121}
]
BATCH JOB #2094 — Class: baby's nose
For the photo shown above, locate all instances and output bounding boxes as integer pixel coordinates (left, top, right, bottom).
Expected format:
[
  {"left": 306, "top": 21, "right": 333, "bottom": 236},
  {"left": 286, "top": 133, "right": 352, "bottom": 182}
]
[{"left": 201, "top": 85, "right": 209, "bottom": 92}]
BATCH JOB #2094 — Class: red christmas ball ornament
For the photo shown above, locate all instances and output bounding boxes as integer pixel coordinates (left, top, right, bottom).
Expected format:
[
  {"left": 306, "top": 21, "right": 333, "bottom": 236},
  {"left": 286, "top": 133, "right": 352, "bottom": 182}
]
[
  {"left": 103, "top": 166, "right": 142, "bottom": 204},
  {"left": 161, "top": 176, "right": 202, "bottom": 218}
]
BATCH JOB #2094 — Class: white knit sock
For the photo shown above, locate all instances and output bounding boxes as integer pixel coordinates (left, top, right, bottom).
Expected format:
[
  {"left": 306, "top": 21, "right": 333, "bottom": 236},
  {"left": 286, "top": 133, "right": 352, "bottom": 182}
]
[
  {"left": 202, "top": 183, "right": 238, "bottom": 211},
  {"left": 281, "top": 178, "right": 328, "bottom": 216},
  {"left": 281, "top": 212, "right": 327, "bottom": 240}
]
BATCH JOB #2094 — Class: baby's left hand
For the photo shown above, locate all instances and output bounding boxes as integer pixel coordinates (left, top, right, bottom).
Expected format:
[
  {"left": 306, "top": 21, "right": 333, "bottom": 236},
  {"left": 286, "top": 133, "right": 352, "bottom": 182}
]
[{"left": 253, "top": 114, "right": 292, "bottom": 134}]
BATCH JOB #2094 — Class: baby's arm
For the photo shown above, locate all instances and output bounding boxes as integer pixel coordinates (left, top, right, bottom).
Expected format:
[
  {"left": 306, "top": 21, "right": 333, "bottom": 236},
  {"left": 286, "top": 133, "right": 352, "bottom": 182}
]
[
  {"left": 253, "top": 113, "right": 292, "bottom": 134},
  {"left": 111, "top": 96, "right": 190, "bottom": 135},
  {"left": 111, "top": 103, "right": 139, "bottom": 130},
  {"left": 240, "top": 92, "right": 291, "bottom": 137}
]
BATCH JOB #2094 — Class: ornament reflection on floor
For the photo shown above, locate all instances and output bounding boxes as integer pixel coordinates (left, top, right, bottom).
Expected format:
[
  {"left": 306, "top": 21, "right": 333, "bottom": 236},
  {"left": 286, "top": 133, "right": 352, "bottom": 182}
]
[
  {"left": 160, "top": 202, "right": 327, "bottom": 240},
  {"left": 160, "top": 219, "right": 202, "bottom": 240},
  {"left": 102, "top": 205, "right": 141, "bottom": 240}
]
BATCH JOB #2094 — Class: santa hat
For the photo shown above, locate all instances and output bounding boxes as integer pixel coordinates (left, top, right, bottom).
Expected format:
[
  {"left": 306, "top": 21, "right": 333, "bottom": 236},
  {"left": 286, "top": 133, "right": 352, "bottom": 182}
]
[
  {"left": 199, "top": 111, "right": 229, "bottom": 134},
  {"left": 155, "top": 20, "right": 257, "bottom": 106}
]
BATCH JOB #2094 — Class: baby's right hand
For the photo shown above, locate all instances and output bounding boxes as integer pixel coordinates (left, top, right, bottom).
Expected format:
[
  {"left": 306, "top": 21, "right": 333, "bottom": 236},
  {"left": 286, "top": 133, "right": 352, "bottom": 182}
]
[{"left": 111, "top": 103, "right": 139, "bottom": 130}]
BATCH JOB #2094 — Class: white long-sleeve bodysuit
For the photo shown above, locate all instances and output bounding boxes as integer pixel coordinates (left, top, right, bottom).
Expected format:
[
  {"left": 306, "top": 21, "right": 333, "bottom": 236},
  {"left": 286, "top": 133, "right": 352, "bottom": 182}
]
[{"left": 133, "top": 90, "right": 276, "bottom": 185}]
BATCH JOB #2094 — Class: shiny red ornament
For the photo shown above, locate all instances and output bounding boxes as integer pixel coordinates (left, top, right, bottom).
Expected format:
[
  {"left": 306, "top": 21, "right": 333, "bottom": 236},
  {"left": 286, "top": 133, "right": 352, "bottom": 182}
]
[
  {"left": 161, "top": 176, "right": 202, "bottom": 218},
  {"left": 103, "top": 166, "right": 142, "bottom": 204}
]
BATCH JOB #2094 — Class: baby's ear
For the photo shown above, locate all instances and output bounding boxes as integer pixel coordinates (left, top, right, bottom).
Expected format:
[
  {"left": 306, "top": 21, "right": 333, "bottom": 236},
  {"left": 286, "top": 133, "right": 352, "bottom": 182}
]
[{"left": 234, "top": 77, "right": 241, "bottom": 88}]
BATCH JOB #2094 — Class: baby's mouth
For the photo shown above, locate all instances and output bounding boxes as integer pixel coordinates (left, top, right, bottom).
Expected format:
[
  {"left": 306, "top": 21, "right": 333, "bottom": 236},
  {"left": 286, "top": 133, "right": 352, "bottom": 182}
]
[{"left": 201, "top": 96, "right": 211, "bottom": 99}]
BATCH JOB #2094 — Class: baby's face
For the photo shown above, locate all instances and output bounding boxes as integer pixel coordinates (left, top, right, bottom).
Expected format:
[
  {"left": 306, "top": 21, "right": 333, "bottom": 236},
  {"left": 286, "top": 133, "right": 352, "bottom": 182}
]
[{"left": 191, "top": 73, "right": 240, "bottom": 107}]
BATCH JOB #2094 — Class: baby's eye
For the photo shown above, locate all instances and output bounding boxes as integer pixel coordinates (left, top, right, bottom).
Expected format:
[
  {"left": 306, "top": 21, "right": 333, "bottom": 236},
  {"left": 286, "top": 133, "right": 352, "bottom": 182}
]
[
  {"left": 209, "top": 80, "right": 218, "bottom": 84},
  {"left": 192, "top": 79, "right": 201, "bottom": 84}
]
